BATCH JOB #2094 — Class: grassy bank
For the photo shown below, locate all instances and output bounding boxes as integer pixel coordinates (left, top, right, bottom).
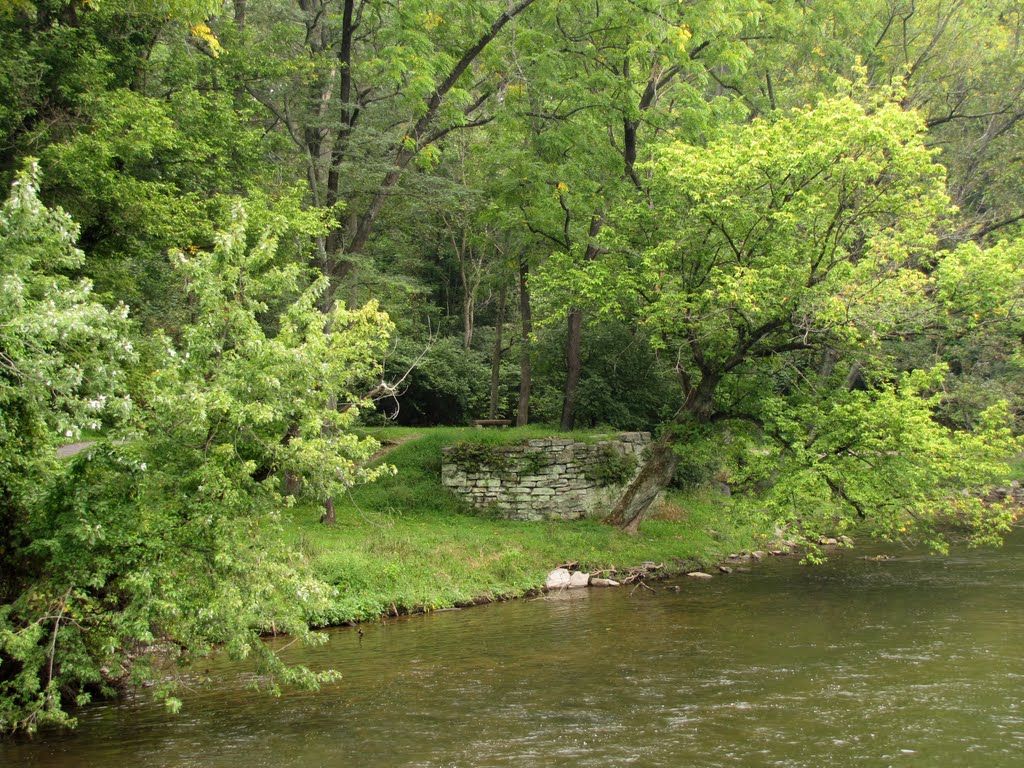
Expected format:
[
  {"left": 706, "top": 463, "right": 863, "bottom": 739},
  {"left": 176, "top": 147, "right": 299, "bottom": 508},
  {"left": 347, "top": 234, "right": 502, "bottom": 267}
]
[{"left": 284, "top": 427, "right": 770, "bottom": 624}]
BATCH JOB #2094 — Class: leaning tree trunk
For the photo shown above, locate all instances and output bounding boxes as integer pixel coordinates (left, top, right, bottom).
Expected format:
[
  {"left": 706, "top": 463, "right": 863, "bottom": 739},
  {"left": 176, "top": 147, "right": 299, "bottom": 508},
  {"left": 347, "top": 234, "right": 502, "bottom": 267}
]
[
  {"left": 606, "top": 375, "right": 720, "bottom": 532},
  {"left": 604, "top": 435, "right": 679, "bottom": 533}
]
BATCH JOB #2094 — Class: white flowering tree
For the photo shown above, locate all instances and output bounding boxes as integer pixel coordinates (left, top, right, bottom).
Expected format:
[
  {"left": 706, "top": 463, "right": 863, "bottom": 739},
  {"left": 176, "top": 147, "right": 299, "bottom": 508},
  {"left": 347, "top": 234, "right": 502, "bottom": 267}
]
[
  {"left": 0, "top": 160, "right": 132, "bottom": 561},
  {"left": 0, "top": 163, "right": 133, "bottom": 730},
  {"left": 1, "top": 178, "right": 393, "bottom": 732}
]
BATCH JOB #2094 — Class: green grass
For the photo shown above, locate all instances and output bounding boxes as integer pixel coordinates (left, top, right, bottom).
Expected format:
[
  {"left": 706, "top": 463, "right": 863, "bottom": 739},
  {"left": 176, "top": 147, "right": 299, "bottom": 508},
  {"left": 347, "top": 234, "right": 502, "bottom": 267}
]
[
  {"left": 57, "top": 427, "right": 106, "bottom": 445},
  {"left": 1003, "top": 455, "right": 1024, "bottom": 484},
  {"left": 284, "top": 427, "right": 769, "bottom": 625}
]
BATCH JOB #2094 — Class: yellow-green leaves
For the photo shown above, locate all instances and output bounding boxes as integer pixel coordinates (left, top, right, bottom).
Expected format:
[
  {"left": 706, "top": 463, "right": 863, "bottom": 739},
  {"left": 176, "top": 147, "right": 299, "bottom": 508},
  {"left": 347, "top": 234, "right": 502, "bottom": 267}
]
[
  {"left": 189, "top": 23, "right": 222, "bottom": 57},
  {"left": 636, "top": 95, "right": 949, "bottom": 362}
]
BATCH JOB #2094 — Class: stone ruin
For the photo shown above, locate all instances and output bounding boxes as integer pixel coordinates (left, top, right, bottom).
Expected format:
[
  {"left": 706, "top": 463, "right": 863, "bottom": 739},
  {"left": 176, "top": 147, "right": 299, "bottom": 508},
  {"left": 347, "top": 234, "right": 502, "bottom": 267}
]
[{"left": 440, "top": 432, "right": 651, "bottom": 521}]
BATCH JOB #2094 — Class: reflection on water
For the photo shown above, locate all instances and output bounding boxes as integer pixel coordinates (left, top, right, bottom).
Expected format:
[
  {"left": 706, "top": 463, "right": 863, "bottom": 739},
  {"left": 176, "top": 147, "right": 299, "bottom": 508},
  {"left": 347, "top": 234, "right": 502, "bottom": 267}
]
[{"left": 4, "top": 534, "right": 1024, "bottom": 767}]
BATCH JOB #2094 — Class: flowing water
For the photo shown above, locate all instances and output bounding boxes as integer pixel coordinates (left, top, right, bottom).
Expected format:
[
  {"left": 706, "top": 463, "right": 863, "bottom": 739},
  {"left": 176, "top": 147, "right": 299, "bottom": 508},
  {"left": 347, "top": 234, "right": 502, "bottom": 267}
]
[{"left": 5, "top": 533, "right": 1024, "bottom": 767}]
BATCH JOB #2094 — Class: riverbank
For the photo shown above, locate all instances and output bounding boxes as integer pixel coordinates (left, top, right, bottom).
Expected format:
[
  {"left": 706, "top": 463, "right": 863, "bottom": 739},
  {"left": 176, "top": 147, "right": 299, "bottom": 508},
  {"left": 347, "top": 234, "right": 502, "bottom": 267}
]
[{"left": 284, "top": 427, "right": 774, "bottom": 625}]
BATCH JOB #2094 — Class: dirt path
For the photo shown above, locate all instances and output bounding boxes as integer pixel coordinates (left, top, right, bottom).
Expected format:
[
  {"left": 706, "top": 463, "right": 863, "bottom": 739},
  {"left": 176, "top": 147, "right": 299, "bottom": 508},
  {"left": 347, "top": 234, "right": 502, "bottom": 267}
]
[
  {"left": 56, "top": 441, "right": 98, "bottom": 458},
  {"left": 56, "top": 440, "right": 127, "bottom": 459},
  {"left": 366, "top": 432, "right": 421, "bottom": 464}
]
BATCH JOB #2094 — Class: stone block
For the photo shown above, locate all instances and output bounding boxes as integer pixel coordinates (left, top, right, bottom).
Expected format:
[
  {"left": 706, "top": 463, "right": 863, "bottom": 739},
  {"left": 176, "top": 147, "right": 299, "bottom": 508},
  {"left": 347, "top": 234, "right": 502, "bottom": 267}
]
[
  {"left": 545, "top": 568, "right": 571, "bottom": 589},
  {"left": 441, "top": 433, "right": 648, "bottom": 522},
  {"left": 568, "top": 571, "right": 590, "bottom": 589}
]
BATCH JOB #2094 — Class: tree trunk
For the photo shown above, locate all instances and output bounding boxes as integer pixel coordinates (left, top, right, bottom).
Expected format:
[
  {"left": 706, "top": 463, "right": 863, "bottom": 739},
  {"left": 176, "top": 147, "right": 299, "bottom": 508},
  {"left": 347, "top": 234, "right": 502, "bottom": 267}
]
[
  {"left": 320, "top": 395, "right": 337, "bottom": 525},
  {"left": 322, "top": 0, "right": 358, "bottom": 286},
  {"left": 517, "top": 256, "right": 532, "bottom": 427},
  {"left": 489, "top": 286, "right": 506, "bottom": 419},
  {"left": 605, "top": 375, "right": 720, "bottom": 531},
  {"left": 321, "top": 497, "right": 336, "bottom": 525},
  {"left": 285, "top": 472, "right": 303, "bottom": 496},
  {"left": 559, "top": 218, "right": 602, "bottom": 431},
  {"left": 283, "top": 423, "right": 302, "bottom": 495},
  {"left": 604, "top": 435, "right": 678, "bottom": 534},
  {"left": 462, "top": 261, "right": 476, "bottom": 351},
  {"left": 560, "top": 309, "right": 583, "bottom": 430}
]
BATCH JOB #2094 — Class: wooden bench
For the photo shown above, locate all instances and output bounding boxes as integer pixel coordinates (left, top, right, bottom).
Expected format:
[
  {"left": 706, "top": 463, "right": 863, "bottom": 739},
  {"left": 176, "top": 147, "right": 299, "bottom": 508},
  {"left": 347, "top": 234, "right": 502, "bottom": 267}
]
[{"left": 470, "top": 419, "right": 512, "bottom": 428}]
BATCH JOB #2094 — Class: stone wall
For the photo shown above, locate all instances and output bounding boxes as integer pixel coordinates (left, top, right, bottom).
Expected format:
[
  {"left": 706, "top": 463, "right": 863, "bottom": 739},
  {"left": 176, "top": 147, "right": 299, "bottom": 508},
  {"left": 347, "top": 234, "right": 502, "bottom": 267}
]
[{"left": 440, "top": 432, "right": 651, "bottom": 521}]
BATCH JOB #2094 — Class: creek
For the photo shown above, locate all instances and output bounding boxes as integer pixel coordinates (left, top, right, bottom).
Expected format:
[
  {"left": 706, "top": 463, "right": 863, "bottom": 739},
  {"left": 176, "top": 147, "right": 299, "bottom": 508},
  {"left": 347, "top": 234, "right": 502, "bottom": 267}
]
[{"left": 4, "top": 532, "right": 1024, "bottom": 767}]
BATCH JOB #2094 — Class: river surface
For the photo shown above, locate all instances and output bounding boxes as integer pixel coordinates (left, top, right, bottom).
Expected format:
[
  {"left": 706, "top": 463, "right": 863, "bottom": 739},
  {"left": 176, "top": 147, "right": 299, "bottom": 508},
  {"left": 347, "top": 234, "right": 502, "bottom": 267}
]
[{"left": 4, "top": 533, "right": 1024, "bottom": 767}]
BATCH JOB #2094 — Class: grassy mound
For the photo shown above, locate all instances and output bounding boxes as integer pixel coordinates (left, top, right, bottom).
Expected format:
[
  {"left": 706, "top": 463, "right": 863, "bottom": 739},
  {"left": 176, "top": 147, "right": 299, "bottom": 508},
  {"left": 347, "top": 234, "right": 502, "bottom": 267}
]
[{"left": 284, "top": 427, "right": 768, "bottom": 624}]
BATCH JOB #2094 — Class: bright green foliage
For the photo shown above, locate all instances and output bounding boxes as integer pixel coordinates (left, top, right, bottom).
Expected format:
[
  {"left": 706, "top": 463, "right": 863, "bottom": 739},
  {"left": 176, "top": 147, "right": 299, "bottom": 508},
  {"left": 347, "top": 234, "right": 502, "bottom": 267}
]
[
  {"left": 556, "top": 94, "right": 948, "bottom": 382},
  {"left": 151, "top": 203, "right": 395, "bottom": 507},
  {"left": 0, "top": 161, "right": 132, "bottom": 559},
  {"left": 0, "top": 197, "right": 394, "bottom": 733},
  {"left": 0, "top": 162, "right": 131, "bottom": 437},
  {"left": 546, "top": 94, "right": 1021, "bottom": 545},
  {"left": 0, "top": 165, "right": 133, "bottom": 732},
  {"left": 40, "top": 85, "right": 292, "bottom": 329},
  {"left": 932, "top": 239, "right": 1024, "bottom": 428},
  {"left": 755, "top": 368, "right": 1019, "bottom": 553},
  {"left": 635, "top": 95, "right": 946, "bottom": 359}
]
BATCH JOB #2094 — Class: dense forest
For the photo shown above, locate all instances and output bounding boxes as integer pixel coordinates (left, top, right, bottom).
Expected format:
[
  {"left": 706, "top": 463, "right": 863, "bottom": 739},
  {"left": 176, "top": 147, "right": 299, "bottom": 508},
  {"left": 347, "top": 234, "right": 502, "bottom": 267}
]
[{"left": 3, "top": 0, "right": 1024, "bottom": 733}]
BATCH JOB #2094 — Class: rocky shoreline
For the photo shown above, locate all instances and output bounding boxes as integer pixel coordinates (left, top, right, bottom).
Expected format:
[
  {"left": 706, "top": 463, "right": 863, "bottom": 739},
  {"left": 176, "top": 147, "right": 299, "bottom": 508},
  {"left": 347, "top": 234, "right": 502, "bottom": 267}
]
[
  {"left": 537, "top": 531, "right": 865, "bottom": 594},
  {"left": 540, "top": 545, "right": 801, "bottom": 592}
]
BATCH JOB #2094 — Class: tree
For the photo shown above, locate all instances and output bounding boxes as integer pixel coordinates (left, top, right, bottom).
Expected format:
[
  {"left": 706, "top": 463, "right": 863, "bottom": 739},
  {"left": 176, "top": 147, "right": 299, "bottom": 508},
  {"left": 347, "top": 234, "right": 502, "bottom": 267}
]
[
  {"left": 932, "top": 237, "right": 1024, "bottom": 429},
  {"left": 0, "top": 187, "right": 394, "bottom": 733},
  {"left": 554, "top": 93, "right": 1019, "bottom": 542},
  {"left": 226, "top": 0, "right": 539, "bottom": 307},
  {"left": 725, "top": 0, "right": 1024, "bottom": 241},
  {"left": 504, "top": 0, "right": 765, "bottom": 428},
  {"left": 0, "top": 161, "right": 132, "bottom": 605}
]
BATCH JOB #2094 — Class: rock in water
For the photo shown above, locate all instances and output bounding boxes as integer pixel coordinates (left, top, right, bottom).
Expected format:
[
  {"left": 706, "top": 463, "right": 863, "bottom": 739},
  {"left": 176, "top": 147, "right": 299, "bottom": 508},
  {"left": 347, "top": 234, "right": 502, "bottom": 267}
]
[
  {"left": 687, "top": 572, "right": 713, "bottom": 580},
  {"left": 545, "top": 568, "right": 572, "bottom": 590},
  {"left": 568, "top": 571, "right": 591, "bottom": 589},
  {"left": 590, "top": 578, "right": 621, "bottom": 587}
]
